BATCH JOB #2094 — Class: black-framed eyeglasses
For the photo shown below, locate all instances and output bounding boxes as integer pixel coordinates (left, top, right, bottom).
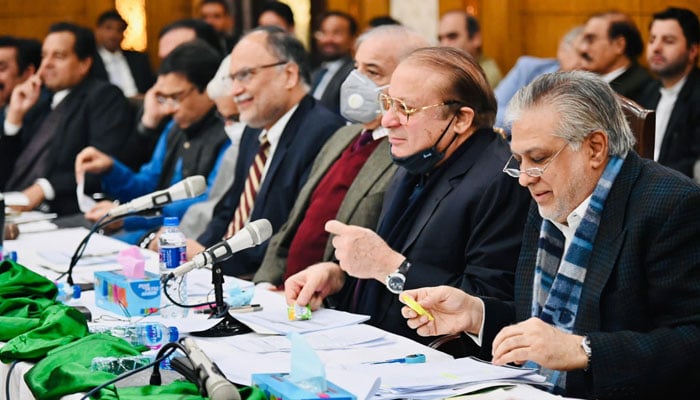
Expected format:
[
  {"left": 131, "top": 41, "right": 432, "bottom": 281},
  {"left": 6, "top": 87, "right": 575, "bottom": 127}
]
[
  {"left": 226, "top": 60, "right": 288, "bottom": 84},
  {"left": 502, "top": 144, "right": 568, "bottom": 178},
  {"left": 378, "top": 92, "right": 460, "bottom": 125},
  {"left": 155, "top": 86, "right": 196, "bottom": 107}
]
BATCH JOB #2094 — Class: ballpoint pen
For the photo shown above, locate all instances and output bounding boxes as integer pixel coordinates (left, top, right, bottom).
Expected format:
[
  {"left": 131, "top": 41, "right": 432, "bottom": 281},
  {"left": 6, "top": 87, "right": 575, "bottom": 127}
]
[{"left": 371, "top": 353, "right": 426, "bottom": 364}]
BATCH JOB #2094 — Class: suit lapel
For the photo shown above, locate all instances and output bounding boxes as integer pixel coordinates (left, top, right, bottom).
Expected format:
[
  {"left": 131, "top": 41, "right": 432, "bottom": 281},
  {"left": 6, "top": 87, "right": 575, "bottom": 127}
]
[{"left": 660, "top": 69, "right": 699, "bottom": 159}]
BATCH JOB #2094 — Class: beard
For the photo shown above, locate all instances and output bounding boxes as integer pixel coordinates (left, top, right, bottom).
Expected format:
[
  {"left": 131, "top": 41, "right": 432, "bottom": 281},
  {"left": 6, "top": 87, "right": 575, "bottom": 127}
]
[{"left": 652, "top": 53, "right": 690, "bottom": 79}]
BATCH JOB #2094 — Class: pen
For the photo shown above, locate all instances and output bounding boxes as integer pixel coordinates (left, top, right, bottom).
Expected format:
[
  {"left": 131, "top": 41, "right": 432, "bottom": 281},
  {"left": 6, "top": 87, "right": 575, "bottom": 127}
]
[
  {"left": 371, "top": 353, "right": 426, "bottom": 364},
  {"left": 229, "top": 304, "right": 262, "bottom": 313}
]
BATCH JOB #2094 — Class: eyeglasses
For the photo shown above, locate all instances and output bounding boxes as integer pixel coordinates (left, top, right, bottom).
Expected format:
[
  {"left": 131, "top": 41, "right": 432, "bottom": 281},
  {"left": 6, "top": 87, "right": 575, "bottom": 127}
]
[
  {"left": 379, "top": 93, "right": 459, "bottom": 125},
  {"left": 502, "top": 144, "right": 568, "bottom": 178},
  {"left": 155, "top": 86, "right": 196, "bottom": 107},
  {"left": 226, "top": 60, "right": 288, "bottom": 84}
]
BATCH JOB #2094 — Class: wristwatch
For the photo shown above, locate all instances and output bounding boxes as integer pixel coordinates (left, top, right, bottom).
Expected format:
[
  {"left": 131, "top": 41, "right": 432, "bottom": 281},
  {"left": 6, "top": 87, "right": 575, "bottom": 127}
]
[
  {"left": 580, "top": 336, "right": 592, "bottom": 370},
  {"left": 385, "top": 259, "right": 411, "bottom": 294}
]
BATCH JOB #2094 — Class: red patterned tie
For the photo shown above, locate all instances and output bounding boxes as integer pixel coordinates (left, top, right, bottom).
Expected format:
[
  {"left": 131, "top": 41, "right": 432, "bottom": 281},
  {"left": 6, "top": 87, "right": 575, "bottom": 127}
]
[{"left": 226, "top": 134, "right": 270, "bottom": 238}]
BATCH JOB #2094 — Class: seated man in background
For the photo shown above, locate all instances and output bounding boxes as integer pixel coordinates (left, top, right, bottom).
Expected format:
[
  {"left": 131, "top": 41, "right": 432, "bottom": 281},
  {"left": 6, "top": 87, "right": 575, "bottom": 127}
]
[
  {"left": 0, "top": 35, "right": 42, "bottom": 190},
  {"left": 254, "top": 25, "right": 428, "bottom": 287},
  {"left": 4, "top": 22, "right": 131, "bottom": 215},
  {"left": 401, "top": 71, "right": 700, "bottom": 399},
  {"left": 286, "top": 47, "right": 531, "bottom": 350},
  {"left": 75, "top": 40, "right": 228, "bottom": 244},
  {"left": 191, "top": 26, "right": 345, "bottom": 278},
  {"left": 494, "top": 26, "right": 584, "bottom": 129}
]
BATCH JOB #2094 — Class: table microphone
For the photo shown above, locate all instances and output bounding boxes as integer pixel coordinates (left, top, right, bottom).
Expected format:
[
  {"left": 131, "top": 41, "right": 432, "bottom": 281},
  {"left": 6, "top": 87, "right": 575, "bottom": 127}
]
[
  {"left": 182, "top": 337, "right": 241, "bottom": 400},
  {"left": 107, "top": 175, "right": 207, "bottom": 217}
]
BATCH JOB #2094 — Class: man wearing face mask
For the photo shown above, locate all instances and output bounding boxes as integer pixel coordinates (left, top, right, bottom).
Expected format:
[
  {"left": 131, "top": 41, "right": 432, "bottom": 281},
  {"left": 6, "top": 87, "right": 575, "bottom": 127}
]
[
  {"left": 254, "top": 26, "right": 426, "bottom": 287},
  {"left": 285, "top": 47, "right": 531, "bottom": 353}
]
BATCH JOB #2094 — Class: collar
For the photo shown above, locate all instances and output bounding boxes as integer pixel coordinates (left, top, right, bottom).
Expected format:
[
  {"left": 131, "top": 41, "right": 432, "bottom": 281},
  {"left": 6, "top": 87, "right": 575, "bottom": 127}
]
[
  {"left": 320, "top": 58, "right": 346, "bottom": 74},
  {"left": 260, "top": 103, "right": 299, "bottom": 149},
  {"left": 660, "top": 74, "right": 687, "bottom": 96},
  {"left": 550, "top": 194, "right": 592, "bottom": 249},
  {"left": 601, "top": 65, "right": 628, "bottom": 83},
  {"left": 98, "top": 46, "right": 124, "bottom": 60},
  {"left": 182, "top": 106, "right": 218, "bottom": 136},
  {"left": 51, "top": 89, "right": 70, "bottom": 109}
]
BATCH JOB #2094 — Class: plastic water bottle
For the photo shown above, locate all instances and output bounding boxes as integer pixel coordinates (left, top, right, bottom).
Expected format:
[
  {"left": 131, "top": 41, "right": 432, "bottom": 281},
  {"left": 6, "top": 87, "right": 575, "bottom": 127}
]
[
  {"left": 159, "top": 217, "right": 188, "bottom": 318},
  {"left": 55, "top": 282, "right": 82, "bottom": 304},
  {"left": 90, "top": 322, "right": 179, "bottom": 350},
  {"left": 90, "top": 351, "right": 176, "bottom": 373}
]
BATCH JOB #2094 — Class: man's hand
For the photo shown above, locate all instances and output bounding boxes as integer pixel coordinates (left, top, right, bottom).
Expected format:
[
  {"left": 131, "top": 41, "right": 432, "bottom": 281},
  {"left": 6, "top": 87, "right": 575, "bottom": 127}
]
[
  {"left": 6, "top": 75, "right": 42, "bottom": 125},
  {"left": 75, "top": 146, "right": 114, "bottom": 177},
  {"left": 491, "top": 317, "right": 588, "bottom": 371},
  {"left": 85, "top": 200, "right": 123, "bottom": 231},
  {"left": 9, "top": 183, "right": 45, "bottom": 212},
  {"left": 141, "top": 84, "right": 170, "bottom": 128},
  {"left": 325, "top": 220, "right": 405, "bottom": 282},
  {"left": 185, "top": 239, "right": 205, "bottom": 260},
  {"left": 400, "top": 286, "right": 483, "bottom": 337},
  {"left": 284, "top": 262, "right": 346, "bottom": 310}
]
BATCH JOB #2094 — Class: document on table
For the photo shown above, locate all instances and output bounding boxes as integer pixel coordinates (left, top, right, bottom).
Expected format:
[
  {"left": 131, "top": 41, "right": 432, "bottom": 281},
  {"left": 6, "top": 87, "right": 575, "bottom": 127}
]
[{"left": 232, "top": 306, "right": 370, "bottom": 334}]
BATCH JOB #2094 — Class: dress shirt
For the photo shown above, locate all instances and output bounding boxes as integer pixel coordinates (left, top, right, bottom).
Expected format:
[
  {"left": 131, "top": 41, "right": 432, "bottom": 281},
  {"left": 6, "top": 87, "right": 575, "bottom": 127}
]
[
  {"left": 98, "top": 47, "right": 138, "bottom": 97},
  {"left": 312, "top": 59, "right": 344, "bottom": 100},
  {"left": 601, "top": 66, "right": 627, "bottom": 83},
  {"left": 653, "top": 76, "right": 686, "bottom": 161}
]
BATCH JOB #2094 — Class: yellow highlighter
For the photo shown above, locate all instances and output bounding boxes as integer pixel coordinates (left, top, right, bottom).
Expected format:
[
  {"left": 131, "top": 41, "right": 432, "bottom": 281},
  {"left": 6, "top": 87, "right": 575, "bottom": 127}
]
[{"left": 400, "top": 293, "right": 434, "bottom": 321}]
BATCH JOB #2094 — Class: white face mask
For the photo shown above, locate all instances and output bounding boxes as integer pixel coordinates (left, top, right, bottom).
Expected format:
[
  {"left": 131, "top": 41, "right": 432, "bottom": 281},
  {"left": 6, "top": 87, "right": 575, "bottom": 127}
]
[
  {"left": 340, "top": 69, "right": 388, "bottom": 123},
  {"left": 224, "top": 123, "right": 244, "bottom": 142}
]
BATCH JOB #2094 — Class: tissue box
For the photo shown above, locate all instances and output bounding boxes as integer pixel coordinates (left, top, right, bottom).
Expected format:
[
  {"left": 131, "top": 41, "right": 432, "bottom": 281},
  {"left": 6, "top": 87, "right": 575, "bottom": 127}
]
[
  {"left": 252, "top": 373, "right": 355, "bottom": 400},
  {"left": 94, "top": 270, "right": 161, "bottom": 316}
]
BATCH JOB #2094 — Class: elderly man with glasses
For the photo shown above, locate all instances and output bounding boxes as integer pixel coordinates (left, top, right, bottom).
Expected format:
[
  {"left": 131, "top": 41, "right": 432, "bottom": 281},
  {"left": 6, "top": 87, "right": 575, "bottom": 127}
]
[
  {"left": 400, "top": 71, "right": 700, "bottom": 399},
  {"left": 75, "top": 40, "right": 229, "bottom": 245},
  {"left": 285, "top": 47, "right": 531, "bottom": 353}
]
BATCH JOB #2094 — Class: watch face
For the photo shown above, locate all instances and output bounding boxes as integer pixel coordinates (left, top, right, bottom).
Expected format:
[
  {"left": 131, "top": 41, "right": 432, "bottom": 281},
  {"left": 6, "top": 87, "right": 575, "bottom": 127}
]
[{"left": 386, "top": 273, "right": 406, "bottom": 294}]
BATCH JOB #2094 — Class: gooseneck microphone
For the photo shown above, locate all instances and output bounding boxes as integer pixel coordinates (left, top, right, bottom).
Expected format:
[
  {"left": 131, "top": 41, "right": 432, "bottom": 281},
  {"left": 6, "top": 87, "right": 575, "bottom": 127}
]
[
  {"left": 164, "top": 219, "right": 273, "bottom": 281},
  {"left": 107, "top": 175, "right": 207, "bottom": 217},
  {"left": 182, "top": 337, "right": 241, "bottom": 400}
]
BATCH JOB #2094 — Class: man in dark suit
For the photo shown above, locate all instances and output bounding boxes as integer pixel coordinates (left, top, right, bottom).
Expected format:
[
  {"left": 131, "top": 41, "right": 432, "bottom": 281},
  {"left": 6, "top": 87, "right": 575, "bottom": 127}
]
[
  {"left": 190, "top": 27, "right": 345, "bottom": 278},
  {"left": 639, "top": 7, "right": 700, "bottom": 178},
  {"left": 285, "top": 47, "right": 531, "bottom": 349},
  {"left": 310, "top": 11, "right": 356, "bottom": 115},
  {"left": 401, "top": 71, "right": 700, "bottom": 399},
  {"left": 578, "top": 11, "right": 652, "bottom": 103},
  {"left": 254, "top": 25, "right": 429, "bottom": 287},
  {"left": 92, "top": 10, "right": 154, "bottom": 97},
  {"left": 0, "top": 36, "right": 41, "bottom": 190},
  {"left": 4, "top": 22, "right": 130, "bottom": 216}
]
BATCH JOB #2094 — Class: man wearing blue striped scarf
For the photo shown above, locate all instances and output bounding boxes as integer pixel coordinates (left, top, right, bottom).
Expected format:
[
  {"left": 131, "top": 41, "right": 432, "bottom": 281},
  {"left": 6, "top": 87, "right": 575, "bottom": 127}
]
[{"left": 400, "top": 70, "right": 700, "bottom": 399}]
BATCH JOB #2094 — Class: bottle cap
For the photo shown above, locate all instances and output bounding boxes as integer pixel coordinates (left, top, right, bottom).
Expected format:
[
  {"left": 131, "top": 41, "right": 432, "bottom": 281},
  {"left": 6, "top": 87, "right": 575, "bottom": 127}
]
[
  {"left": 72, "top": 284, "right": 82, "bottom": 299},
  {"left": 163, "top": 217, "right": 180, "bottom": 226},
  {"left": 168, "top": 326, "right": 179, "bottom": 342}
]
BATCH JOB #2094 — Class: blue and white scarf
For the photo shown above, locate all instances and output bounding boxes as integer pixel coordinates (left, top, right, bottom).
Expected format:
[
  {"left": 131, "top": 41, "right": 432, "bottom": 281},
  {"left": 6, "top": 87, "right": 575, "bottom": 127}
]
[{"left": 526, "top": 156, "right": 624, "bottom": 393}]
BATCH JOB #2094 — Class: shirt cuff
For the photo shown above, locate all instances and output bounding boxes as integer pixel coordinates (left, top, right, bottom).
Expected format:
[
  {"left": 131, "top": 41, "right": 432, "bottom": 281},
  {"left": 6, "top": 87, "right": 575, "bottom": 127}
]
[
  {"left": 464, "top": 297, "right": 486, "bottom": 347},
  {"left": 3, "top": 119, "right": 21, "bottom": 136},
  {"left": 35, "top": 178, "right": 55, "bottom": 201}
]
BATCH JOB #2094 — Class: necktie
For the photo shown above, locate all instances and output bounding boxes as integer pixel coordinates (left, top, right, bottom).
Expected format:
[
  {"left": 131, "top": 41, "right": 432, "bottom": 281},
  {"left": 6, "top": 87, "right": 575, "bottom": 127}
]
[
  {"left": 226, "top": 134, "right": 270, "bottom": 238},
  {"left": 351, "top": 129, "right": 374, "bottom": 152}
]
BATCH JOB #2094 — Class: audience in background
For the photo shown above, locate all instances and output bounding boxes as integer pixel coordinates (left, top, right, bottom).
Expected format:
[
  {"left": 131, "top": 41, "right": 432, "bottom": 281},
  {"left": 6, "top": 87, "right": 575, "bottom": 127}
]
[
  {"left": 438, "top": 11, "right": 502, "bottom": 87},
  {"left": 494, "top": 26, "right": 584, "bottom": 129},
  {"left": 0, "top": 36, "right": 42, "bottom": 190},
  {"left": 75, "top": 40, "right": 227, "bottom": 245},
  {"left": 367, "top": 15, "right": 402, "bottom": 28},
  {"left": 257, "top": 1, "right": 295, "bottom": 34},
  {"left": 310, "top": 11, "right": 357, "bottom": 115},
  {"left": 255, "top": 25, "right": 427, "bottom": 287},
  {"left": 190, "top": 26, "right": 345, "bottom": 278},
  {"left": 577, "top": 10, "right": 652, "bottom": 103},
  {"left": 198, "top": 0, "right": 237, "bottom": 52},
  {"left": 286, "top": 47, "right": 531, "bottom": 351},
  {"left": 92, "top": 10, "right": 154, "bottom": 97},
  {"left": 639, "top": 7, "right": 700, "bottom": 178},
  {"left": 157, "top": 18, "right": 223, "bottom": 60},
  {"left": 3, "top": 22, "right": 130, "bottom": 216}
]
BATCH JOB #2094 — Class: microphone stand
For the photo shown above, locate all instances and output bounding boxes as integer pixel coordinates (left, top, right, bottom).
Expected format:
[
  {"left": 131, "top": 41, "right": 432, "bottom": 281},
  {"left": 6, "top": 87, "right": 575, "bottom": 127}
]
[{"left": 190, "top": 261, "right": 252, "bottom": 337}]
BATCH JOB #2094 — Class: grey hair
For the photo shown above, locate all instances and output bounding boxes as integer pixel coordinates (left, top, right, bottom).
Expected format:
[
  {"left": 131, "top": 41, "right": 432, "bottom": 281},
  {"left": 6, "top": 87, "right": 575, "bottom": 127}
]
[
  {"left": 504, "top": 70, "right": 635, "bottom": 156},
  {"left": 354, "top": 25, "right": 430, "bottom": 59}
]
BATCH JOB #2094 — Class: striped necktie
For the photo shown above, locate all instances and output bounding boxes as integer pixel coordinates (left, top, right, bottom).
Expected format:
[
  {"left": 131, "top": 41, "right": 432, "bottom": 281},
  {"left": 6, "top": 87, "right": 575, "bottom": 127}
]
[{"left": 226, "top": 134, "right": 270, "bottom": 238}]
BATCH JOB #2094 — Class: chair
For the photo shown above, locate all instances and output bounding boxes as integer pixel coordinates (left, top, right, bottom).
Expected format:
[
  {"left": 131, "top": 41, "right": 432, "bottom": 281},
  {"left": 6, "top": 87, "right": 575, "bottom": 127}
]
[{"left": 616, "top": 94, "right": 655, "bottom": 159}]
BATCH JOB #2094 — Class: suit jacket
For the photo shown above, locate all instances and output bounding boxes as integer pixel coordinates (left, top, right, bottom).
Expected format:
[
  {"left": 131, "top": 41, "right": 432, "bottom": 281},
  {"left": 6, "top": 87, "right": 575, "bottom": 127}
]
[
  {"left": 9, "top": 78, "right": 131, "bottom": 215},
  {"left": 639, "top": 67, "right": 700, "bottom": 177},
  {"left": 313, "top": 56, "right": 354, "bottom": 115},
  {"left": 344, "top": 129, "right": 531, "bottom": 348},
  {"left": 254, "top": 124, "right": 397, "bottom": 285},
  {"left": 198, "top": 95, "right": 345, "bottom": 277},
  {"left": 481, "top": 152, "right": 700, "bottom": 399},
  {"left": 93, "top": 49, "right": 155, "bottom": 94},
  {"left": 609, "top": 62, "right": 653, "bottom": 104}
]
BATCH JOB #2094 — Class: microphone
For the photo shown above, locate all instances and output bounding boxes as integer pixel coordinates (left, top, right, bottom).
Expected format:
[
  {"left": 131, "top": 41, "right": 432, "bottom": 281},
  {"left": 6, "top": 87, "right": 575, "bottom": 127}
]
[
  {"left": 107, "top": 175, "right": 207, "bottom": 217},
  {"left": 182, "top": 337, "right": 241, "bottom": 400},
  {"left": 165, "top": 219, "right": 273, "bottom": 280}
]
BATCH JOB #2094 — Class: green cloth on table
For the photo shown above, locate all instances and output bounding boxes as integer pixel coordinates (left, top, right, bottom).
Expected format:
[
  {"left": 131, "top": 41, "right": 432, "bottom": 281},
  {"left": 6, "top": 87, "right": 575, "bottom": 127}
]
[{"left": 0, "top": 260, "right": 88, "bottom": 362}]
